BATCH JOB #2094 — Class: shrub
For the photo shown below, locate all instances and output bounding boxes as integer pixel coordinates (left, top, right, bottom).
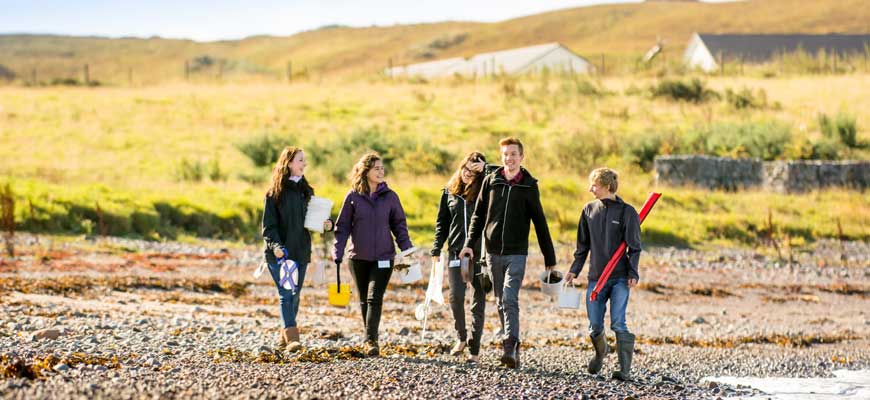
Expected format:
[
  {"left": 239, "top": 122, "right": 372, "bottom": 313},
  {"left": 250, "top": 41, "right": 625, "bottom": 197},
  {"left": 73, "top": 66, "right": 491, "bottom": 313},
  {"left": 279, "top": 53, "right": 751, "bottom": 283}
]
[
  {"left": 725, "top": 87, "right": 767, "bottom": 110},
  {"left": 235, "top": 134, "right": 286, "bottom": 167},
  {"left": 818, "top": 112, "right": 858, "bottom": 148},
  {"left": 683, "top": 121, "right": 792, "bottom": 160},
  {"left": 624, "top": 133, "right": 663, "bottom": 171},
  {"left": 176, "top": 158, "right": 204, "bottom": 182},
  {"left": 651, "top": 78, "right": 719, "bottom": 103}
]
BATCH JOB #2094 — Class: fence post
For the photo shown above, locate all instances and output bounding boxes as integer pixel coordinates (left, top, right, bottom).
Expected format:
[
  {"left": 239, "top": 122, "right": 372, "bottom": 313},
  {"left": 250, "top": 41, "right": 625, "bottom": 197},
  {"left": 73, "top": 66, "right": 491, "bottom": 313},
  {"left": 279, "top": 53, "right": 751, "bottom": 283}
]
[
  {"left": 387, "top": 58, "right": 393, "bottom": 79},
  {"left": 286, "top": 61, "right": 292, "bottom": 83},
  {"left": 217, "top": 60, "right": 224, "bottom": 81},
  {"left": 84, "top": 64, "right": 90, "bottom": 85},
  {"left": 128, "top": 67, "right": 133, "bottom": 85},
  {"left": 719, "top": 52, "right": 724, "bottom": 75},
  {"left": 600, "top": 53, "right": 606, "bottom": 76},
  {"left": 31, "top": 68, "right": 37, "bottom": 85},
  {"left": 185, "top": 61, "right": 190, "bottom": 81}
]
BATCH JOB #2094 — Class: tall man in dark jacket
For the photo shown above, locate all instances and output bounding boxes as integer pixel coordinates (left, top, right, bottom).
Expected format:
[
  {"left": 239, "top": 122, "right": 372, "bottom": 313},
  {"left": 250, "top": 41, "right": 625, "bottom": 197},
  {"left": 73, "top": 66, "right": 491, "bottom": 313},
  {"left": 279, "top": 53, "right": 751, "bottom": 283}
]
[
  {"left": 459, "top": 137, "right": 557, "bottom": 369},
  {"left": 564, "top": 167, "right": 642, "bottom": 381}
]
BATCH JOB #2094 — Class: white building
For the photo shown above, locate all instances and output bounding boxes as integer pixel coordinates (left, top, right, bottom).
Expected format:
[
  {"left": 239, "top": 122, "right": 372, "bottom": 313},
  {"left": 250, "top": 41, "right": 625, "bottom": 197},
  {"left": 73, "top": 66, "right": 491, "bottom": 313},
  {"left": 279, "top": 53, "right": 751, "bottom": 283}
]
[{"left": 388, "top": 42, "right": 593, "bottom": 78}]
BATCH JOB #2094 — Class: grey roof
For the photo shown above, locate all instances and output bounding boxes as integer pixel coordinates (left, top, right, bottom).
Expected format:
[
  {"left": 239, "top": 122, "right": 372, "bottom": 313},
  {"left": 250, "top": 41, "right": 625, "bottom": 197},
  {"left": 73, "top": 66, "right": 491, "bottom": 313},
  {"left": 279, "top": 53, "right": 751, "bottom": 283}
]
[{"left": 698, "top": 33, "right": 870, "bottom": 61}]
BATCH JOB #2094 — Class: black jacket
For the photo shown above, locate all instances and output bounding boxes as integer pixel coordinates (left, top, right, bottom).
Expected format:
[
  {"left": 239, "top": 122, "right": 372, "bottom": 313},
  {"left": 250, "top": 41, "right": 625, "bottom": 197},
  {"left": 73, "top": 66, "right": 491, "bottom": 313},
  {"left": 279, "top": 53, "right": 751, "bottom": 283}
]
[
  {"left": 262, "top": 177, "right": 331, "bottom": 265},
  {"left": 464, "top": 166, "right": 557, "bottom": 267},
  {"left": 430, "top": 189, "right": 481, "bottom": 261},
  {"left": 569, "top": 196, "right": 641, "bottom": 282}
]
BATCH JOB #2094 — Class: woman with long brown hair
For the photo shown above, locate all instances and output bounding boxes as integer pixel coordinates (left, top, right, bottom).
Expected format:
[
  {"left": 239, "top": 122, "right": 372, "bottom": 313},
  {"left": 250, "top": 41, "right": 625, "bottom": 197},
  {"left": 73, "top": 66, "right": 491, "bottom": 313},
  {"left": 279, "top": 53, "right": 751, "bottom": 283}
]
[
  {"left": 262, "top": 146, "right": 334, "bottom": 351},
  {"left": 333, "top": 152, "right": 414, "bottom": 356},
  {"left": 431, "top": 151, "right": 488, "bottom": 362}
]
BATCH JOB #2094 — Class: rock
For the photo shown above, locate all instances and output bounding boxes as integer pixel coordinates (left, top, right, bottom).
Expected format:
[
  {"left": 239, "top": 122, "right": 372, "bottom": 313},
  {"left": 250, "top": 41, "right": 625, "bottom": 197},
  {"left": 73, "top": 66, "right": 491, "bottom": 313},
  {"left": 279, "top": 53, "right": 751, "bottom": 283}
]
[
  {"left": 707, "top": 381, "right": 719, "bottom": 389},
  {"left": 32, "top": 328, "right": 62, "bottom": 341},
  {"left": 53, "top": 363, "right": 70, "bottom": 372},
  {"left": 692, "top": 316, "right": 707, "bottom": 324},
  {"left": 398, "top": 327, "right": 410, "bottom": 336}
]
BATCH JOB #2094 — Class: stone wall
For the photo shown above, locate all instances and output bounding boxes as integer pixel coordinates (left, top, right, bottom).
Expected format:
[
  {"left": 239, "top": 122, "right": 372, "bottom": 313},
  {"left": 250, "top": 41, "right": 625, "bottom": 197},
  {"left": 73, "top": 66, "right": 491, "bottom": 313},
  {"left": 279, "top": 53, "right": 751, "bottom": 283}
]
[{"left": 654, "top": 155, "right": 870, "bottom": 193}]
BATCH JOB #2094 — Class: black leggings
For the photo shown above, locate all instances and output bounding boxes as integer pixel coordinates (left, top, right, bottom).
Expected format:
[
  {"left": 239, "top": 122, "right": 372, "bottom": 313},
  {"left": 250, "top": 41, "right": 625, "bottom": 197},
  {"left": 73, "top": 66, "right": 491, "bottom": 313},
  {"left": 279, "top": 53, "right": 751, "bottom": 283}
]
[{"left": 350, "top": 259, "right": 393, "bottom": 343}]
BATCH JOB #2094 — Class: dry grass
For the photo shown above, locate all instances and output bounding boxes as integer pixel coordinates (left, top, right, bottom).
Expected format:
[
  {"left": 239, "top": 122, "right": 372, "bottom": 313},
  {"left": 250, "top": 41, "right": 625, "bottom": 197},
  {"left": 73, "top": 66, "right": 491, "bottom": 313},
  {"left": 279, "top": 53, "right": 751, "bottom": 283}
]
[{"left": 1, "top": 0, "right": 869, "bottom": 82}]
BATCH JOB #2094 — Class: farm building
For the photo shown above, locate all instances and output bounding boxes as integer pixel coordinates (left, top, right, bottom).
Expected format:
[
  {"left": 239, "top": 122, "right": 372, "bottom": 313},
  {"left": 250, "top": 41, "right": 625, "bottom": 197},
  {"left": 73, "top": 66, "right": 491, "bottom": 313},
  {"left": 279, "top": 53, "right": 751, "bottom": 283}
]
[
  {"left": 388, "top": 42, "right": 593, "bottom": 78},
  {"left": 684, "top": 33, "right": 870, "bottom": 72}
]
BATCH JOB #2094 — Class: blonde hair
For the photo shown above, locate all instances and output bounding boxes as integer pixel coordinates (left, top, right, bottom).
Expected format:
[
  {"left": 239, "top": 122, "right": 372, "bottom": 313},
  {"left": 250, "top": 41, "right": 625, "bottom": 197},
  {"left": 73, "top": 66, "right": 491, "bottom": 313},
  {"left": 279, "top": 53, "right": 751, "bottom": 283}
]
[
  {"left": 349, "top": 152, "right": 382, "bottom": 194},
  {"left": 589, "top": 167, "right": 618, "bottom": 193}
]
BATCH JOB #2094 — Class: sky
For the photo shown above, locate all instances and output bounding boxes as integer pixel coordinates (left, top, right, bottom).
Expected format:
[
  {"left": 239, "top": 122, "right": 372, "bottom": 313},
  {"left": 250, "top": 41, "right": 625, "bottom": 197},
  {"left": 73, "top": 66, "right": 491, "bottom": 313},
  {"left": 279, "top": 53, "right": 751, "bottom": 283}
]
[{"left": 0, "top": 0, "right": 733, "bottom": 42}]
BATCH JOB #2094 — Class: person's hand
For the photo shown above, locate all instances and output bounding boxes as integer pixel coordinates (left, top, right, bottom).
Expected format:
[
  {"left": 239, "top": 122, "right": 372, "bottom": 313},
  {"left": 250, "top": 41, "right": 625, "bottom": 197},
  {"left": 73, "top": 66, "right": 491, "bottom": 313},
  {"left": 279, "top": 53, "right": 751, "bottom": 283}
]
[
  {"left": 458, "top": 247, "right": 474, "bottom": 260},
  {"left": 323, "top": 219, "right": 334, "bottom": 231},
  {"left": 470, "top": 161, "right": 485, "bottom": 172},
  {"left": 273, "top": 248, "right": 285, "bottom": 258},
  {"left": 432, "top": 255, "right": 440, "bottom": 263},
  {"left": 628, "top": 278, "right": 637, "bottom": 289},
  {"left": 334, "top": 258, "right": 342, "bottom": 266},
  {"left": 564, "top": 271, "right": 577, "bottom": 283}
]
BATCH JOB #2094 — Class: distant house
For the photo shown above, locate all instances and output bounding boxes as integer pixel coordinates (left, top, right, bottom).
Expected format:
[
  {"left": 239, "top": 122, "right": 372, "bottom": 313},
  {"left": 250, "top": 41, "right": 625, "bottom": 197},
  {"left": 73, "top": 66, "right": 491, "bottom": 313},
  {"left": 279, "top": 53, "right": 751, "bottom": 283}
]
[
  {"left": 684, "top": 33, "right": 870, "bottom": 72},
  {"left": 388, "top": 43, "right": 593, "bottom": 78}
]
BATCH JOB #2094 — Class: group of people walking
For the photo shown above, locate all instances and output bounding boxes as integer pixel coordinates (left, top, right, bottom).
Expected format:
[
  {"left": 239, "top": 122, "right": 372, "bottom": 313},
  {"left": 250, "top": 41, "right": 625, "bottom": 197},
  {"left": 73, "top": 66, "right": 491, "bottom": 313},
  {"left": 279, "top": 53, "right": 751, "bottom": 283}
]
[{"left": 261, "top": 137, "right": 643, "bottom": 380}]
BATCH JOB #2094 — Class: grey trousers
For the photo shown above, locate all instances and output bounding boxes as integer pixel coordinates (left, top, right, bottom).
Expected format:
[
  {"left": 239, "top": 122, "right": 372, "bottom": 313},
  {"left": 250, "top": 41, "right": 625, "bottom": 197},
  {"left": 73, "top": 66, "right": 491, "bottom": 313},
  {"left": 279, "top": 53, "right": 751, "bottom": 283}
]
[
  {"left": 487, "top": 254, "right": 527, "bottom": 341},
  {"left": 446, "top": 258, "right": 486, "bottom": 352}
]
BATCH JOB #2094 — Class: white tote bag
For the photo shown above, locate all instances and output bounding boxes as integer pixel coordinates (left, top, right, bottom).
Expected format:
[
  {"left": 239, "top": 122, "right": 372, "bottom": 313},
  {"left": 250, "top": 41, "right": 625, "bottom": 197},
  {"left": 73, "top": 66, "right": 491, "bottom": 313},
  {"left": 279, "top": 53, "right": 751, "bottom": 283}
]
[
  {"left": 304, "top": 196, "right": 334, "bottom": 233},
  {"left": 557, "top": 281, "right": 583, "bottom": 309}
]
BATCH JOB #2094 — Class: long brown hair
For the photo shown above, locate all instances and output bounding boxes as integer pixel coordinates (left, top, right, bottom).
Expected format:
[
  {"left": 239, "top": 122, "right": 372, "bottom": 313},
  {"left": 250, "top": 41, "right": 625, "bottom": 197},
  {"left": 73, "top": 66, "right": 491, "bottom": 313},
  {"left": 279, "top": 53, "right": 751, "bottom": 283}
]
[
  {"left": 446, "top": 151, "right": 486, "bottom": 201},
  {"left": 266, "top": 146, "right": 312, "bottom": 201},
  {"left": 349, "top": 152, "right": 382, "bottom": 194}
]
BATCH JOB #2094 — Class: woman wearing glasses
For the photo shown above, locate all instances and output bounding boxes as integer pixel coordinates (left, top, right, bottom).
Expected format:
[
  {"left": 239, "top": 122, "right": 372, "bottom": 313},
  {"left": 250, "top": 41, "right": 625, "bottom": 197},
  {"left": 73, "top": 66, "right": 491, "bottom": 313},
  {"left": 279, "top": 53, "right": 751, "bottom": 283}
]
[{"left": 430, "top": 151, "right": 490, "bottom": 363}]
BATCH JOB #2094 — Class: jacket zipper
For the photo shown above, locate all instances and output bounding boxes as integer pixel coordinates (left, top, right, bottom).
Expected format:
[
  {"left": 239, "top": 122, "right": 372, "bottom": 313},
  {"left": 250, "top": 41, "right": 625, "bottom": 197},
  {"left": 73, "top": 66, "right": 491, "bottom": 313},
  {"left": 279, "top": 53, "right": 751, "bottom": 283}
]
[{"left": 501, "top": 186, "right": 512, "bottom": 254}]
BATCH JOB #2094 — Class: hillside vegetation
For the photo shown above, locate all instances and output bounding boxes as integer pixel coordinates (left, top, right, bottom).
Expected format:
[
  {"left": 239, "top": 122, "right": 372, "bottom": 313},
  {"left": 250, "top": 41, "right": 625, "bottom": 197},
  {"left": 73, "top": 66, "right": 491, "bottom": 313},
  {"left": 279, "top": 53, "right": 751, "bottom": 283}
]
[{"left": 1, "top": 0, "right": 869, "bottom": 83}]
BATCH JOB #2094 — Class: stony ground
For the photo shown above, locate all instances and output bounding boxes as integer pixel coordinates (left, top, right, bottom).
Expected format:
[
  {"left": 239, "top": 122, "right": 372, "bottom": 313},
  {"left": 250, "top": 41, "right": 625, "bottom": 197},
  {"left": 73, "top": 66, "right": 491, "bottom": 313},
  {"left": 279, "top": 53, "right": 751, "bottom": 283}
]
[{"left": 0, "top": 234, "right": 868, "bottom": 399}]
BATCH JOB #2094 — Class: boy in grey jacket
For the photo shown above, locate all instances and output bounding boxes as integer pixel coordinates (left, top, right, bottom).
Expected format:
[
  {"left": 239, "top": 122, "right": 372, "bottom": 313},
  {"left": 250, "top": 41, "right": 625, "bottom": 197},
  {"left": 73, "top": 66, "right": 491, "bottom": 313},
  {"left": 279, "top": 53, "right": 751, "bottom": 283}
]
[{"left": 565, "top": 167, "right": 641, "bottom": 381}]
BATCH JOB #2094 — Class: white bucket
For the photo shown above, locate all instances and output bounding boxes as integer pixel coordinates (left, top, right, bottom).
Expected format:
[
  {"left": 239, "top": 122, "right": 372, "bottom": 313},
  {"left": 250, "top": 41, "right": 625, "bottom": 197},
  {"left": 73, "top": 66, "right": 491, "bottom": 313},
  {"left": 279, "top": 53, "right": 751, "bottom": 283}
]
[
  {"left": 308, "top": 260, "right": 327, "bottom": 285},
  {"left": 398, "top": 263, "right": 423, "bottom": 284},
  {"left": 304, "top": 196, "right": 334, "bottom": 233},
  {"left": 540, "top": 270, "right": 563, "bottom": 298},
  {"left": 558, "top": 282, "right": 583, "bottom": 309}
]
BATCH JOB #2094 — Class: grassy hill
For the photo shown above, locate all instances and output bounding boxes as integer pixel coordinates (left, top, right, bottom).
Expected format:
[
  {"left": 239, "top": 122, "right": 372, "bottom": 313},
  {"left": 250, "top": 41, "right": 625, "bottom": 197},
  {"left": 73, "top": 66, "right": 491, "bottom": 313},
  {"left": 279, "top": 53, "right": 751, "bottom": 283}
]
[{"left": 1, "top": 0, "right": 869, "bottom": 84}]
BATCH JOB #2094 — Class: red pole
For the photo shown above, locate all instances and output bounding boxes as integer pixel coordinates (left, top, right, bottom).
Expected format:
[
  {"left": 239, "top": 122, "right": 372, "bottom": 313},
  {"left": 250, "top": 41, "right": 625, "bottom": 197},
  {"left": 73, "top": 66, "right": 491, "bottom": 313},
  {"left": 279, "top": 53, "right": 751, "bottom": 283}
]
[{"left": 590, "top": 192, "right": 662, "bottom": 301}]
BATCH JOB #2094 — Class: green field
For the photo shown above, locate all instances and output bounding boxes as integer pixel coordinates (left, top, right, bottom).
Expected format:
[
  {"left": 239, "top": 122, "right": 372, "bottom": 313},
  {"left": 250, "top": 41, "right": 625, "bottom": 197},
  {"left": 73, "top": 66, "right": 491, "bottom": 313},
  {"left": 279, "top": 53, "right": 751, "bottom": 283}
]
[{"left": 1, "top": 73, "right": 868, "bottom": 249}]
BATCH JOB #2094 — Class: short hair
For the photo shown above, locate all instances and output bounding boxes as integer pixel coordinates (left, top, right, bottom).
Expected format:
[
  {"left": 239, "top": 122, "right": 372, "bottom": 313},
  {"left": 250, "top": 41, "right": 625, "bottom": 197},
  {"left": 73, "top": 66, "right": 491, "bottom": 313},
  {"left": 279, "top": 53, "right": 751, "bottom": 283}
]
[
  {"left": 498, "top": 137, "right": 524, "bottom": 155},
  {"left": 589, "top": 167, "right": 618, "bottom": 193}
]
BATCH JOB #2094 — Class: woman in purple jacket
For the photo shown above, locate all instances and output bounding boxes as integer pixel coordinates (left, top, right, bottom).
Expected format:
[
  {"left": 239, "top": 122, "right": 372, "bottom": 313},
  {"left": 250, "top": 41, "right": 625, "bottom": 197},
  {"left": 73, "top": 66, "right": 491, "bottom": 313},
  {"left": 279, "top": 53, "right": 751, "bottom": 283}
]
[{"left": 333, "top": 152, "right": 413, "bottom": 356}]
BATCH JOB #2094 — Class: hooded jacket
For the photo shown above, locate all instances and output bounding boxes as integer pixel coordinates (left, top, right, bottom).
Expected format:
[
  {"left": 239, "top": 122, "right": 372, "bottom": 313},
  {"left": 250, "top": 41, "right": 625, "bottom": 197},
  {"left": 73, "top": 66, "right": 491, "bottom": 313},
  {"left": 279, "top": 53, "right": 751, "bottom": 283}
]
[
  {"left": 569, "top": 195, "right": 642, "bottom": 282},
  {"left": 333, "top": 182, "right": 413, "bottom": 262}
]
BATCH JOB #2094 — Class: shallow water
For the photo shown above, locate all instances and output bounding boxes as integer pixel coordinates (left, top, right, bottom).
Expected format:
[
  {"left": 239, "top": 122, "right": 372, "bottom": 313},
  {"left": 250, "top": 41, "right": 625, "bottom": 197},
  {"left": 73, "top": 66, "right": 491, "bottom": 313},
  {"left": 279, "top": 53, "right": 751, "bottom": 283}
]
[{"left": 702, "top": 369, "right": 870, "bottom": 399}]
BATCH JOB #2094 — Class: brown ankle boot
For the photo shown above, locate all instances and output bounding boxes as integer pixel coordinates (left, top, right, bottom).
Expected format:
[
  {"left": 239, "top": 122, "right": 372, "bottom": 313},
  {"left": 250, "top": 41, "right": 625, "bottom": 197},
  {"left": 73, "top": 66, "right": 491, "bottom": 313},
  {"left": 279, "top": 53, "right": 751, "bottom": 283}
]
[
  {"left": 278, "top": 328, "right": 288, "bottom": 348},
  {"left": 284, "top": 327, "right": 302, "bottom": 352}
]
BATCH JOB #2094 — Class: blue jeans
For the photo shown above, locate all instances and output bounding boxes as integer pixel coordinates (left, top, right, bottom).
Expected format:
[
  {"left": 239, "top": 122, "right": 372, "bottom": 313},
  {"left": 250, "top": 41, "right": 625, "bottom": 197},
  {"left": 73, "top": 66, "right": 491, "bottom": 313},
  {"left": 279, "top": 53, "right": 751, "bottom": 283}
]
[
  {"left": 267, "top": 261, "right": 308, "bottom": 328},
  {"left": 585, "top": 278, "right": 630, "bottom": 337}
]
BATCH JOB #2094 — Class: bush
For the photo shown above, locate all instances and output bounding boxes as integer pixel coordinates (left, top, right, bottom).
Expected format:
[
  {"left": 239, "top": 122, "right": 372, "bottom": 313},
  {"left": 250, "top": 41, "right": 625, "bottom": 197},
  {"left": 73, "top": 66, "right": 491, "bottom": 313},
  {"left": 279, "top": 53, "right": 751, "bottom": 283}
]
[
  {"left": 651, "top": 78, "right": 719, "bottom": 103},
  {"left": 236, "top": 134, "right": 287, "bottom": 167},
  {"left": 725, "top": 87, "right": 768, "bottom": 110},
  {"left": 307, "top": 128, "right": 452, "bottom": 181},
  {"left": 818, "top": 112, "right": 858, "bottom": 148},
  {"left": 624, "top": 133, "right": 663, "bottom": 171},
  {"left": 176, "top": 158, "right": 204, "bottom": 182},
  {"left": 810, "top": 137, "right": 844, "bottom": 160},
  {"left": 682, "top": 121, "right": 792, "bottom": 160}
]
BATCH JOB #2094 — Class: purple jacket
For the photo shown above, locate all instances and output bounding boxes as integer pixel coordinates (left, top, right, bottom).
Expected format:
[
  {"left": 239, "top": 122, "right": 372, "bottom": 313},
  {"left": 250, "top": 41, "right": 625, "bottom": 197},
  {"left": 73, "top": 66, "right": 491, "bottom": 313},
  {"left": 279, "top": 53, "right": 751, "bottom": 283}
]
[{"left": 333, "top": 182, "right": 413, "bottom": 262}]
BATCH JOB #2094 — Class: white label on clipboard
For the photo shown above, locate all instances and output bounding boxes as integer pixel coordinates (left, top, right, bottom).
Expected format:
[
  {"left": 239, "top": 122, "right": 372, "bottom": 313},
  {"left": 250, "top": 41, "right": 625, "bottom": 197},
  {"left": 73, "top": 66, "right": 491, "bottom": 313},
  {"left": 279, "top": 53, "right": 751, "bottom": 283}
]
[
  {"left": 378, "top": 260, "right": 391, "bottom": 269},
  {"left": 448, "top": 259, "right": 461, "bottom": 268}
]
